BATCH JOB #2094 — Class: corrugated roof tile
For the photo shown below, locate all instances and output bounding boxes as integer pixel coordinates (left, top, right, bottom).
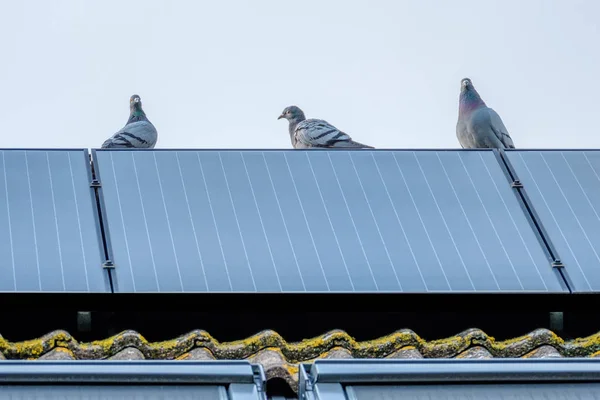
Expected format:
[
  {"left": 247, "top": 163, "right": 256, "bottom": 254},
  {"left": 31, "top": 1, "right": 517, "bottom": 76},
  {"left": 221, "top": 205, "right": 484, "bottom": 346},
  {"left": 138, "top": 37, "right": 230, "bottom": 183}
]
[{"left": 1, "top": 328, "right": 599, "bottom": 393}]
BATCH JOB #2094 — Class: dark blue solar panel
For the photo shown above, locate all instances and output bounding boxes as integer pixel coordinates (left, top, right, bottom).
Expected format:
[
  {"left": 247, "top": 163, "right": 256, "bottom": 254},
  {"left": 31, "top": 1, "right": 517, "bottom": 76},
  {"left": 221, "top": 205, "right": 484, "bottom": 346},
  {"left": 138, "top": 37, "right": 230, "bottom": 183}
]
[
  {"left": 505, "top": 150, "right": 600, "bottom": 292},
  {"left": 0, "top": 149, "right": 109, "bottom": 292},
  {"left": 94, "top": 149, "right": 566, "bottom": 293}
]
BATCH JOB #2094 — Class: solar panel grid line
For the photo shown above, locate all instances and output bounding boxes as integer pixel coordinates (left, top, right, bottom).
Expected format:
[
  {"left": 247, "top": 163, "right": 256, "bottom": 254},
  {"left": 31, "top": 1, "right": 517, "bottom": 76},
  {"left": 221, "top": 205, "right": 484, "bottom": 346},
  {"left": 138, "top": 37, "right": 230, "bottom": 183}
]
[
  {"left": 398, "top": 150, "right": 558, "bottom": 292},
  {"left": 213, "top": 152, "right": 266, "bottom": 291},
  {"left": 151, "top": 152, "right": 185, "bottom": 291},
  {"left": 503, "top": 150, "right": 600, "bottom": 292},
  {"left": 347, "top": 152, "right": 403, "bottom": 290},
  {"left": 483, "top": 151, "right": 557, "bottom": 291},
  {"left": 554, "top": 153, "right": 600, "bottom": 256},
  {"left": 538, "top": 153, "right": 600, "bottom": 270},
  {"left": 469, "top": 153, "right": 542, "bottom": 290},
  {"left": 396, "top": 151, "right": 471, "bottom": 291},
  {"left": 195, "top": 152, "right": 235, "bottom": 291},
  {"left": 240, "top": 151, "right": 314, "bottom": 291},
  {"left": 402, "top": 151, "right": 483, "bottom": 290},
  {"left": 1, "top": 152, "right": 17, "bottom": 291},
  {"left": 411, "top": 152, "right": 478, "bottom": 291},
  {"left": 64, "top": 150, "right": 106, "bottom": 292},
  {"left": 431, "top": 152, "right": 506, "bottom": 290},
  {"left": 389, "top": 152, "right": 447, "bottom": 291},
  {"left": 509, "top": 152, "right": 583, "bottom": 281},
  {"left": 261, "top": 152, "right": 307, "bottom": 291},
  {"left": 46, "top": 152, "right": 67, "bottom": 291},
  {"left": 105, "top": 151, "right": 138, "bottom": 292},
  {"left": 217, "top": 152, "right": 261, "bottom": 292},
  {"left": 305, "top": 153, "right": 359, "bottom": 291},
  {"left": 434, "top": 152, "right": 504, "bottom": 290},
  {"left": 70, "top": 153, "right": 96, "bottom": 291},
  {"left": 70, "top": 150, "right": 100, "bottom": 291},
  {"left": 496, "top": 150, "right": 565, "bottom": 272},
  {"left": 0, "top": 149, "right": 108, "bottom": 293},
  {"left": 240, "top": 153, "right": 288, "bottom": 292},
  {"left": 350, "top": 151, "right": 416, "bottom": 291},
  {"left": 131, "top": 152, "right": 164, "bottom": 291},
  {"left": 174, "top": 152, "right": 210, "bottom": 291},
  {"left": 370, "top": 152, "right": 430, "bottom": 290},
  {"left": 23, "top": 151, "right": 43, "bottom": 290},
  {"left": 324, "top": 152, "right": 384, "bottom": 290},
  {"left": 339, "top": 152, "right": 411, "bottom": 291},
  {"left": 281, "top": 152, "right": 331, "bottom": 290},
  {"left": 94, "top": 149, "right": 568, "bottom": 294},
  {"left": 478, "top": 151, "right": 550, "bottom": 290},
  {"left": 310, "top": 151, "right": 398, "bottom": 291}
]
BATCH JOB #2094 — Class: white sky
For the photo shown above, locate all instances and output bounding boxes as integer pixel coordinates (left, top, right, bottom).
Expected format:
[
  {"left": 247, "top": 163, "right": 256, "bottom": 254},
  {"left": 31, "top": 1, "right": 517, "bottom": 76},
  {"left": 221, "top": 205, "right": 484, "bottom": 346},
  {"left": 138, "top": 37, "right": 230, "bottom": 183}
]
[{"left": 0, "top": 0, "right": 598, "bottom": 150}]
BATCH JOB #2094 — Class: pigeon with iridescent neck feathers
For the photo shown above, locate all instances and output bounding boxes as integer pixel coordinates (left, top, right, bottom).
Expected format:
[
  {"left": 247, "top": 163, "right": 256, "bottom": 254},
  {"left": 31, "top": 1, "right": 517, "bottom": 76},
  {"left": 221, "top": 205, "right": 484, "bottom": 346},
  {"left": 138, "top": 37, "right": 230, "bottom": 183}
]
[
  {"left": 456, "top": 78, "right": 515, "bottom": 149},
  {"left": 101, "top": 94, "right": 158, "bottom": 148},
  {"left": 278, "top": 105, "right": 373, "bottom": 149}
]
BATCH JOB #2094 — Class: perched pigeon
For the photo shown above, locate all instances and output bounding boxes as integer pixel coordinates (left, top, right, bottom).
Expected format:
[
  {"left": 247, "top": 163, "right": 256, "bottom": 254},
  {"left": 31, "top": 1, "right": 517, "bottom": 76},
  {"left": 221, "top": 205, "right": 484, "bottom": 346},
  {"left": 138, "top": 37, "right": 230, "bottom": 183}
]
[
  {"left": 278, "top": 105, "right": 373, "bottom": 149},
  {"left": 101, "top": 94, "right": 158, "bottom": 148},
  {"left": 456, "top": 78, "right": 515, "bottom": 149}
]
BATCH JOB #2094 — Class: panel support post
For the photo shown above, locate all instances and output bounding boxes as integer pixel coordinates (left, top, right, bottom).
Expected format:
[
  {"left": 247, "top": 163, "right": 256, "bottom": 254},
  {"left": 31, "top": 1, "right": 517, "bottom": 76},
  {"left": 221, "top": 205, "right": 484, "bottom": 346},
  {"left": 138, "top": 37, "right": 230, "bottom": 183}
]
[
  {"left": 77, "top": 311, "right": 92, "bottom": 333},
  {"left": 549, "top": 311, "right": 564, "bottom": 335}
]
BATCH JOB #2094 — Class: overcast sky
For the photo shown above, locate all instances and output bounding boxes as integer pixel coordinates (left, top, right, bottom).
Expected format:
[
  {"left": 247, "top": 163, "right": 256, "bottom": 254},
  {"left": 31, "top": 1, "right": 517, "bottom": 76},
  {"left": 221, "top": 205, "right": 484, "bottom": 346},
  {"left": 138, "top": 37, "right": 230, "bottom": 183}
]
[{"left": 0, "top": 0, "right": 598, "bottom": 150}]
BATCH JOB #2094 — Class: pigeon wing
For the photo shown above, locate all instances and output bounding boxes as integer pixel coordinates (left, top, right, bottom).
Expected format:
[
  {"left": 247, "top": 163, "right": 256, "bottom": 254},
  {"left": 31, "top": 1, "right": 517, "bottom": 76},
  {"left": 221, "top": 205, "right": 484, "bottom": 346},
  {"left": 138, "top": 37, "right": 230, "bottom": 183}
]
[
  {"left": 487, "top": 108, "right": 515, "bottom": 149},
  {"left": 102, "top": 121, "right": 158, "bottom": 149},
  {"left": 294, "top": 119, "right": 353, "bottom": 148}
]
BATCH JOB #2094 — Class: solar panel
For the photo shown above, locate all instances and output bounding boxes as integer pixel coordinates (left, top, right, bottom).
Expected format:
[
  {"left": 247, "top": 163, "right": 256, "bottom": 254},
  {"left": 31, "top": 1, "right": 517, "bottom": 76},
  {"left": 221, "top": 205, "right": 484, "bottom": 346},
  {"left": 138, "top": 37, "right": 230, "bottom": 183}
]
[
  {"left": 0, "top": 385, "right": 230, "bottom": 400},
  {"left": 345, "top": 383, "right": 600, "bottom": 400},
  {"left": 0, "top": 149, "right": 109, "bottom": 292},
  {"left": 302, "top": 359, "right": 600, "bottom": 400},
  {"left": 0, "top": 360, "right": 266, "bottom": 400},
  {"left": 504, "top": 150, "right": 600, "bottom": 293},
  {"left": 93, "top": 149, "right": 566, "bottom": 293}
]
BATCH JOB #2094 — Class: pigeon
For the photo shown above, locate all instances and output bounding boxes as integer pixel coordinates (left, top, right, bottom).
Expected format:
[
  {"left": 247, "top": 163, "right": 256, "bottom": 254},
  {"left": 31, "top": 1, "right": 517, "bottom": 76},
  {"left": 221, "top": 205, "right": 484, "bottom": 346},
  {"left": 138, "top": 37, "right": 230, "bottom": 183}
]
[
  {"left": 456, "top": 78, "right": 515, "bottom": 149},
  {"left": 277, "top": 105, "right": 373, "bottom": 149},
  {"left": 101, "top": 94, "right": 158, "bottom": 148}
]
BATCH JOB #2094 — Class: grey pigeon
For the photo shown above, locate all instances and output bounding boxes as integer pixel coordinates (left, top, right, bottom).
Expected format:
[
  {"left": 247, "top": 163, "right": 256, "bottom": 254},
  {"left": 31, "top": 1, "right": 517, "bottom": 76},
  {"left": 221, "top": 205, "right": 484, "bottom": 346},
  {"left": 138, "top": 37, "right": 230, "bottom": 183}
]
[
  {"left": 456, "top": 78, "right": 515, "bottom": 149},
  {"left": 101, "top": 94, "right": 158, "bottom": 148},
  {"left": 278, "top": 105, "right": 373, "bottom": 149}
]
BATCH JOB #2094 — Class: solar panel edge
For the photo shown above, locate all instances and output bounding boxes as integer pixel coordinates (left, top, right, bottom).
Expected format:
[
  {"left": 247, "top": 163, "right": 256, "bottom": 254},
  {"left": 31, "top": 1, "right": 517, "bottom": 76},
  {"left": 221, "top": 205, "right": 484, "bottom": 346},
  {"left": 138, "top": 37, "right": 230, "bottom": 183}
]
[
  {"left": 67, "top": 149, "right": 114, "bottom": 293},
  {"left": 90, "top": 149, "right": 118, "bottom": 293},
  {"left": 81, "top": 149, "right": 114, "bottom": 293},
  {"left": 499, "top": 150, "right": 573, "bottom": 293}
]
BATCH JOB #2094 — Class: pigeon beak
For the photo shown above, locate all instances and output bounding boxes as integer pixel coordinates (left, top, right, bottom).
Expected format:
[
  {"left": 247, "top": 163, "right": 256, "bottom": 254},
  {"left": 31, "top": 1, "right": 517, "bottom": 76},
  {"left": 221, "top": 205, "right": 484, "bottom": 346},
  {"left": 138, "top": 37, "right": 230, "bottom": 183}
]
[
  {"left": 134, "top": 98, "right": 140, "bottom": 103},
  {"left": 277, "top": 114, "right": 284, "bottom": 120}
]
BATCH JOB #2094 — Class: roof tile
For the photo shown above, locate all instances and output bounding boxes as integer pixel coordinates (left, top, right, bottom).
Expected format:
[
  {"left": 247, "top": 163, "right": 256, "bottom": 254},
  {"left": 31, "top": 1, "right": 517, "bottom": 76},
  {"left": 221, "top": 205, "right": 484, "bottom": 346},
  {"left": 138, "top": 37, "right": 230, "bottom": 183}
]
[
  {"left": 108, "top": 347, "right": 145, "bottom": 360},
  {"left": 1, "top": 327, "right": 599, "bottom": 393}
]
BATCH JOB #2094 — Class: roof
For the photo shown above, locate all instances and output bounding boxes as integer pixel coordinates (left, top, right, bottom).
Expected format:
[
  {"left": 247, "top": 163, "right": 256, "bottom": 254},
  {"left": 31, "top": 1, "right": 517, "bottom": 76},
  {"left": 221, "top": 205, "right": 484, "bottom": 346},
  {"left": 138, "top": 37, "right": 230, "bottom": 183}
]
[
  {"left": 0, "top": 360, "right": 267, "bottom": 400},
  {"left": 299, "top": 358, "right": 600, "bottom": 399},
  {"left": 2, "top": 328, "right": 600, "bottom": 394}
]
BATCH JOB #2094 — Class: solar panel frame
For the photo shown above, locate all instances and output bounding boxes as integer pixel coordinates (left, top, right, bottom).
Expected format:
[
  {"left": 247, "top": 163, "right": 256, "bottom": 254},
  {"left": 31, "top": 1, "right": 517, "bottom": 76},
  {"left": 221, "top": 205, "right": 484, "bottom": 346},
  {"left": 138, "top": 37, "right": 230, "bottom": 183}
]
[
  {"left": 502, "top": 149, "right": 600, "bottom": 293},
  {"left": 0, "top": 148, "right": 111, "bottom": 293},
  {"left": 92, "top": 148, "right": 569, "bottom": 294}
]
